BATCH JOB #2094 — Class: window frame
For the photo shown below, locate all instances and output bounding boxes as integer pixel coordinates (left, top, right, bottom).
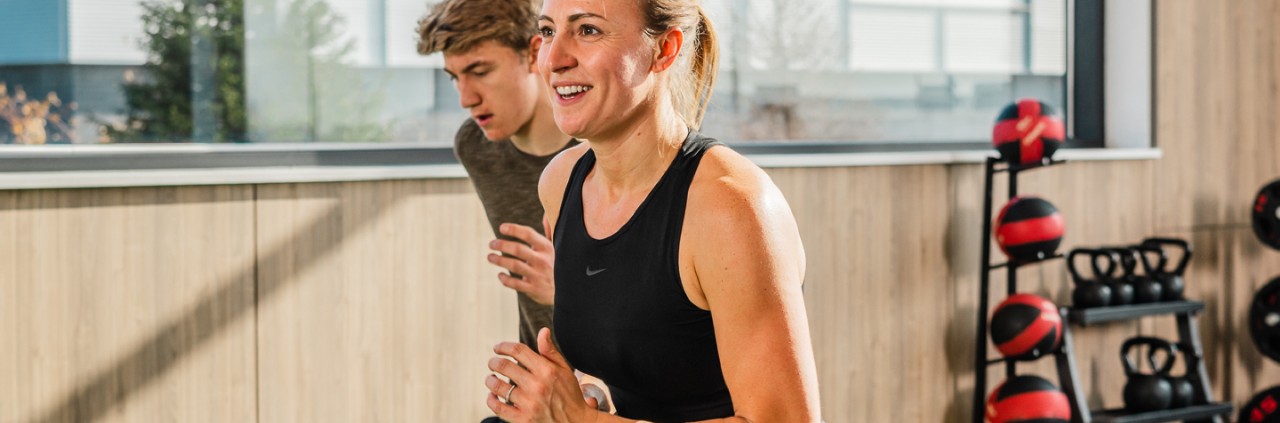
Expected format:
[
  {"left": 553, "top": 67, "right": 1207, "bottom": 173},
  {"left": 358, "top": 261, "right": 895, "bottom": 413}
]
[{"left": 0, "top": 0, "right": 1147, "bottom": 177}]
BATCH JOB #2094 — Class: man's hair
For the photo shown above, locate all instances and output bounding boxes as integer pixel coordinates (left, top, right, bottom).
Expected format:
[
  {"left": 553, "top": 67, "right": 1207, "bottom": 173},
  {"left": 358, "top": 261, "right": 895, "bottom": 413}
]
[{"left": 417, "top": 0, "right": 540, "bottom": 56}]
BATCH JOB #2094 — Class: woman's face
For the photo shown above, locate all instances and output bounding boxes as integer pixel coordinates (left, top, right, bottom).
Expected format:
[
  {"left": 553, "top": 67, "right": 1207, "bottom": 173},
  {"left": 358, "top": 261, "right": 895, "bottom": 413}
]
[{"left": 537, "top": 0, "right": 659, "bottom": 140}]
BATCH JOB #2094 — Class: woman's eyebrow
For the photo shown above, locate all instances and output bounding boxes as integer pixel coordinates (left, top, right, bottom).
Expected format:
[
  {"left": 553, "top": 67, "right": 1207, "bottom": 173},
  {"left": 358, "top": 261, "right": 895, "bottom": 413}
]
[{"left": 539, "top": 12, "right": 607, "bottom": 24}]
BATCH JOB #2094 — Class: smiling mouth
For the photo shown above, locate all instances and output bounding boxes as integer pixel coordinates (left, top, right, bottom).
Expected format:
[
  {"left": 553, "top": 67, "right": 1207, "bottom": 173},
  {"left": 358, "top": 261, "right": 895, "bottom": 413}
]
[{"left": 555, "top": 85, "right": 593, "bottom": 101}]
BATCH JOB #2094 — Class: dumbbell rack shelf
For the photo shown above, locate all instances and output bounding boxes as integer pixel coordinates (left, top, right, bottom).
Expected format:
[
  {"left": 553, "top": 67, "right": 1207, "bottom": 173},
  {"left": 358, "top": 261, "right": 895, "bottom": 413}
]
[
  {"left": 1068, "top": 301, "right": 1207, "bottom": 326},
  {"left": 971, "top": 156, "right": 1232, "bottom": 423},
  {"left": 1054, "top": 303, "right": 1233, "bottom": 423}
]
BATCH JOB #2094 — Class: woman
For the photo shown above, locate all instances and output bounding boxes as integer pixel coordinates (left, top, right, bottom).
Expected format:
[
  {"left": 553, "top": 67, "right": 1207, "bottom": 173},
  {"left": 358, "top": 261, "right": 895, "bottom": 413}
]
[{"left": 484, "top": 0, "right": 821, "bottom": 421}]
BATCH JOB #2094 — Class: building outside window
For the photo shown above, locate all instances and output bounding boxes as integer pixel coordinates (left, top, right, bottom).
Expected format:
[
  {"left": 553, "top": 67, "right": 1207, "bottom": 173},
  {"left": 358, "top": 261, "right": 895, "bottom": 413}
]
[{"left": 0, "top": 0, "right": 1065, "bottom": 146}]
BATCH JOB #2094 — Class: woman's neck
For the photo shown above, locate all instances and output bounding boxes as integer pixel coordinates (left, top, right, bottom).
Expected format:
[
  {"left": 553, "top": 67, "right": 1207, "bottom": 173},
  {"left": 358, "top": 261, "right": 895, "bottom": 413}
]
[{"left": 584, "top": 99, "right": 688, "bottom": 195}]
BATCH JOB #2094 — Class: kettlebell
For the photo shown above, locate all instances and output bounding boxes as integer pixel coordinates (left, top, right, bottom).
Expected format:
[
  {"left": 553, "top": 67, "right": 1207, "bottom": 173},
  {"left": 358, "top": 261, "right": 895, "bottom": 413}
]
[
  {"left": 1122, "top": 336, "right": 1175, "bottom": 412},
  {"left": 1165, "top": 342, "right": 1197, "bottom": 408},
  {"left": 1069, "top": 248, "right": 1111, "bottom": 309},
  {"left": 1101, "top": 247, "right": 1135, "bottom": 306},
  {"left": 1142, "top": 237, "right": 1192, "bottom": 301},
  {"left": 1131, "top": 246, "right": 1165, "bottom": 304}
]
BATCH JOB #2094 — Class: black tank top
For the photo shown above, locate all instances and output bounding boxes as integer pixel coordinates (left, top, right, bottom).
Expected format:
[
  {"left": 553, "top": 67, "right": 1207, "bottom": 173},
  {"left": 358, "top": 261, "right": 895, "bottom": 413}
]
[{"left": 553, "top": 131, "right": 733, "bottom": 422}]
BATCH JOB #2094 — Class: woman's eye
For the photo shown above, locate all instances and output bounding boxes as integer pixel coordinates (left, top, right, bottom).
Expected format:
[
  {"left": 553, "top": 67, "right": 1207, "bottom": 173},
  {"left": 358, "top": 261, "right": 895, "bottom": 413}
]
[
  {"left": 538, "top": 27, "right": 554, "bottom": 37},
  {"left": 580, "top": 25, "right": 600, "bottom": 36}
]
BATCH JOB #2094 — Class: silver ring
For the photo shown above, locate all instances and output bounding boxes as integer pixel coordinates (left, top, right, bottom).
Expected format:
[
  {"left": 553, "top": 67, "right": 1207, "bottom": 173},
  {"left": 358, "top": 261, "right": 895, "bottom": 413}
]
[{"left": 505, "top": 383, "right": 517, "bottom": 405}]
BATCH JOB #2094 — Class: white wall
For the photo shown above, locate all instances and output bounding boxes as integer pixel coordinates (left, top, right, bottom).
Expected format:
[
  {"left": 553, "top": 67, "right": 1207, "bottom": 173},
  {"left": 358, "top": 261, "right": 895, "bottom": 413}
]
[
  {"left": 1103, "top": 0, "right": 1153, "bottom": 148},
  {"left": 68, "top": 0, "right": 147, "bottom": 65}
]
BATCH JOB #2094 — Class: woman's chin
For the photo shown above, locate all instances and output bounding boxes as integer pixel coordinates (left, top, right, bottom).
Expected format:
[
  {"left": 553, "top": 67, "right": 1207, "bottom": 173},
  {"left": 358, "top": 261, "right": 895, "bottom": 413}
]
[{"left": 553, "top": 117, "right": 591, "bottom": 140}]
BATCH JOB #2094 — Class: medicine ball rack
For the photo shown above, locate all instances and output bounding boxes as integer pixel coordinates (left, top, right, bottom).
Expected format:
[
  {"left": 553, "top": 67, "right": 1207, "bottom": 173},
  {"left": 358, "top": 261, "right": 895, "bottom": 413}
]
[{"left": 972, "top": 156, "right": 1233, "bottom": 423}]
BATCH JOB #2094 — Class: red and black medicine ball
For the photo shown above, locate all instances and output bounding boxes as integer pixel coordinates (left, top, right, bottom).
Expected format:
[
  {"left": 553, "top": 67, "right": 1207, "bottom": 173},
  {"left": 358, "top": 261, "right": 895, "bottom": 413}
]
[
  {"left": 991, "top": 294, "right": 1062, "bottom": 360},
  {"left": 993, "top": 99, "right": 1065, "bottom": 165},
  {"left": 986, "top": 375, "right": 1071, "bottom": 423},
  {"left": 1241, "top": 386, "right": 1280, "bottom": 423},
  {"left": 995, "top": 196, "right": 1065, "bottom": 261},
  {"left": 1252, "top": 179, "right": 1280, "bottom": 250}
]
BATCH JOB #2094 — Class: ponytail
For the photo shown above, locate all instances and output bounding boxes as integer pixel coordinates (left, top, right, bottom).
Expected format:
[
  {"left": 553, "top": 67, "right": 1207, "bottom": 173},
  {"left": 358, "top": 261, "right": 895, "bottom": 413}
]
[
  {"left": 644, "top": 1, "right": 720, "bottom": 130},
  {"left": 688, "top": 7, "right": 718, "bottom": 129}
]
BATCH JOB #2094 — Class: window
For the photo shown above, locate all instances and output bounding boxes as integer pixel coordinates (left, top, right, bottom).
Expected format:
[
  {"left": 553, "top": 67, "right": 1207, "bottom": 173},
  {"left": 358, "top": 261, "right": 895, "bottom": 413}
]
[
  {"left": 700, "top": 0, "right": 1067, "bottom": 144},
  {"left": 0, "top": 0, "right": 1087, "bottom": 150},
  {"left": 0, "top": 0, "right": 459, "bottom": 145}
]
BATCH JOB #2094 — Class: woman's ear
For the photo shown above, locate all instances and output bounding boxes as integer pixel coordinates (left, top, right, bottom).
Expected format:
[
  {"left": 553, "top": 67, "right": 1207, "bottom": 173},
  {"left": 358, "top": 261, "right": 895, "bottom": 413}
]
[{"left": 651, "top": 28, "right": 684, "bottom": 72}]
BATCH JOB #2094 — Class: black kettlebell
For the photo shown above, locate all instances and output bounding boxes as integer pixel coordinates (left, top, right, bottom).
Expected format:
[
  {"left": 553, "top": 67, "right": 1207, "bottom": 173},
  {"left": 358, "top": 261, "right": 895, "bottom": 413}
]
[
  {"left": 1131, "top": 246, "right": 1165, "bottom": 304},
  {"left": 1122, "top": 336, "right": 1175, "bottom": 412},
  {"left": 1165, "top": 342, "right": 1197, "bottom": 408},
  {"left": 1142, "top": 237, "right": 1192, "bottom": 301},
  {"left": 1069, "top": 248, "right": 1111, "bottom": 309},
  {"left": 1102, "top": 247, "right": 1135, "bottom": 306}
]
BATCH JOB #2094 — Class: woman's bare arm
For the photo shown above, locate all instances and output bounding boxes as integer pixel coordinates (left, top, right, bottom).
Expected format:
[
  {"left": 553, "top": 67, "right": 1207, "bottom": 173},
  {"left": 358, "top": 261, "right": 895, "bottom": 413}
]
[{"left": 681, "top": 147, "right": 821, "bottom": 423}]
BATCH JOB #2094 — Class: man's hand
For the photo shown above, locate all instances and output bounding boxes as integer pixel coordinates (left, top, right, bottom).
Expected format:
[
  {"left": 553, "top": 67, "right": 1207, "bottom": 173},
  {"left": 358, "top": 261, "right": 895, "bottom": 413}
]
[{"left": 488, "top": 223, "right": 555, "bottom": 305}]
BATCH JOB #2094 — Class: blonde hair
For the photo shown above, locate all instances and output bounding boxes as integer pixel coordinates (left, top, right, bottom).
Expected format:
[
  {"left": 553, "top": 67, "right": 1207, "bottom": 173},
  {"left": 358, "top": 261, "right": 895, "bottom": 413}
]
[
  {"left": 642, "top": 1, "right": 719, "bottom": 129},
  {"left": 416, "top": 0, "right": 541, "bottom": 56}
]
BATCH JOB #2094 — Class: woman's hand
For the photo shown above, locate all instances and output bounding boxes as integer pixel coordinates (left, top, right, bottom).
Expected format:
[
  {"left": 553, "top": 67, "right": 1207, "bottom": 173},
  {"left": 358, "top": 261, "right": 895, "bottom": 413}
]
[{"left": 486, "top": 328, "right": 600, "bottom": 422}]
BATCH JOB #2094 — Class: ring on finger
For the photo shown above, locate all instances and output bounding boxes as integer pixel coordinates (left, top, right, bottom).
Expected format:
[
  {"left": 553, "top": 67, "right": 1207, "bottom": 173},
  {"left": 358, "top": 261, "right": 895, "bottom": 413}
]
[{"left": 505, "top": 383, "right": 517, "bottom": 405}]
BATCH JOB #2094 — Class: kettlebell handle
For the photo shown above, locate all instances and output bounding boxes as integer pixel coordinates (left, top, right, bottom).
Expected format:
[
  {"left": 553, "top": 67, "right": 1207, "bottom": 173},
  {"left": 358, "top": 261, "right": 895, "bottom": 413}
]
[
  {"left": 1068, "top": 248, "right": 1099, "bottom": 283},
  {"left": 1142, "top": 237, "right": 1193, "bottom": 276},
  {"left": 1121, "top": 336, "right": 1177, "bottom": 376},
  {"left": 1133, "top": 245, "right": 1167, "bottom": 277},
  {"left": 1090, "top": 249, "right": 1120, "bottom": 281},
  {"left": 1116, "top": 247, "right": 1139, "bottom": 277}
]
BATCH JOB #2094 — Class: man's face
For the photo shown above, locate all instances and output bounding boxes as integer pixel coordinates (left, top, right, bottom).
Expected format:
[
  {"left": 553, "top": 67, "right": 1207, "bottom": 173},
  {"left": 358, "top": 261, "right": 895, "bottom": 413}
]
[{"left": 443, "top": 40, "right": 542, "bottom": 141}]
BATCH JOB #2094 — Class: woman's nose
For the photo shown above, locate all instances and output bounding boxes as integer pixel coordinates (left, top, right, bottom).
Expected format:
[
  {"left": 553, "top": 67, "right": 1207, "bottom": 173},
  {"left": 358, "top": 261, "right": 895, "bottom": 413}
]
[{"left": 540, "top": 33, "right": 577, "bottom": 74}]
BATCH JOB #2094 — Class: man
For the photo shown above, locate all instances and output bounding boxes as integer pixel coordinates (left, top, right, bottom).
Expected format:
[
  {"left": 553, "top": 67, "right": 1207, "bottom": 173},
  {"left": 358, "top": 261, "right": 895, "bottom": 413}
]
[{"left": 417, "top": 0, "right": 574, "bottom": 350}]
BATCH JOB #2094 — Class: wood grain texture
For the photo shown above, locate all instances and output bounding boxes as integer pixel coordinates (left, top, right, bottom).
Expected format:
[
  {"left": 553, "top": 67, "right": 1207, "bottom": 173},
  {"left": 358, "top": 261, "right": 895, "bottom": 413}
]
[
  {"left": 767, "top": 165, "right": 955, "bottom": 422},
  {"left": 1152, "top": 0, "right": 1280, "bottom": 408},
  {"left": 253, "top": 180, "right": 513, "bottom": 423},
  {"left": 0, "top": 187, "right": 257, "bottom": 423}
]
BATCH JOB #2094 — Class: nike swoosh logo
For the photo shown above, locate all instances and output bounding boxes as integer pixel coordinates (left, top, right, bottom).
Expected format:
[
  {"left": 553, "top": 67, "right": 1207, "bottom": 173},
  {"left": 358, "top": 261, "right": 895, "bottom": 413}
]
[{"left": 585, "top": 267, "right": 607, "bottom": 276}]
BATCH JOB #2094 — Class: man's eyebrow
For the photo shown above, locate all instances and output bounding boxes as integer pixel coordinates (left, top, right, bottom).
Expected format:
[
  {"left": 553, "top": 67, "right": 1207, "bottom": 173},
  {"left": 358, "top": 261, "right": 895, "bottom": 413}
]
[
  {"left": 461, "top": 61, "right": 490, "bottom": 74},
  {"left": 444, "top": 60, "right": 491, "bottom": 77},
  {"left": 538, "top": 12, "right": 606, "bottom": 23}
]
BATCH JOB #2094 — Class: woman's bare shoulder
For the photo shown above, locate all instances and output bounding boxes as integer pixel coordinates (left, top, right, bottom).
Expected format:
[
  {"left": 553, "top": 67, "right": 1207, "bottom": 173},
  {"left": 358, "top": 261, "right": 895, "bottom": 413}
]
[
  {"left": 688, "top": 146, "right": 780, "bottom": 215},
  {"left": 539, "top": 143, "right": 592, "bottom": 220}
]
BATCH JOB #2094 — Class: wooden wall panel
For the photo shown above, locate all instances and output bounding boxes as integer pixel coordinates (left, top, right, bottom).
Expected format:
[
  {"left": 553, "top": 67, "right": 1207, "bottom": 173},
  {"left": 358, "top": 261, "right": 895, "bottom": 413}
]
[
  {"left": 1153, "top": 0, "right": 1280, "bottom": 408},
  {"left": 0, "top": 187, "right": 257, "bottom": 423},
  {"left": 254, "top": 180, "right": 513, "bottom": 423},
  {"left": 768, "top": 166, "right": 955, "bottom": 422}
]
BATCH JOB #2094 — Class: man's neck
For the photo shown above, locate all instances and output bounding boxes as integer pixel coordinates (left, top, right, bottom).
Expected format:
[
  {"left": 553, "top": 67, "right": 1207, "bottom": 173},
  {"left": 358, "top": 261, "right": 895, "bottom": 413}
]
[{"left": 509, "top": 88, "right": 571, "bottom": 157}]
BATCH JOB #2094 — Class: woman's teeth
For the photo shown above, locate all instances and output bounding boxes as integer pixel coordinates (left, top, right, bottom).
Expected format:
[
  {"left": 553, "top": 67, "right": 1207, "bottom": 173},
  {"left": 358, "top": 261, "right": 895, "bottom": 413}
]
[{"left": 556, "top": 85, "right": 592, "bottom": 98}]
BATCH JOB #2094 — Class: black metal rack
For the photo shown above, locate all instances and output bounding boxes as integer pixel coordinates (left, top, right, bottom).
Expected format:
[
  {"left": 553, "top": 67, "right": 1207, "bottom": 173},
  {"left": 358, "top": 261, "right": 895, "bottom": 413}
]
[
  {"left": 1054, "top": 304, "right": 1231, "bottom": 423},
  {"left": 971, "top": 156, "right": 1232, "bottom": 423},
  {"left": 973, "top": 155, "right": 1067, "bottom": 423}
]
